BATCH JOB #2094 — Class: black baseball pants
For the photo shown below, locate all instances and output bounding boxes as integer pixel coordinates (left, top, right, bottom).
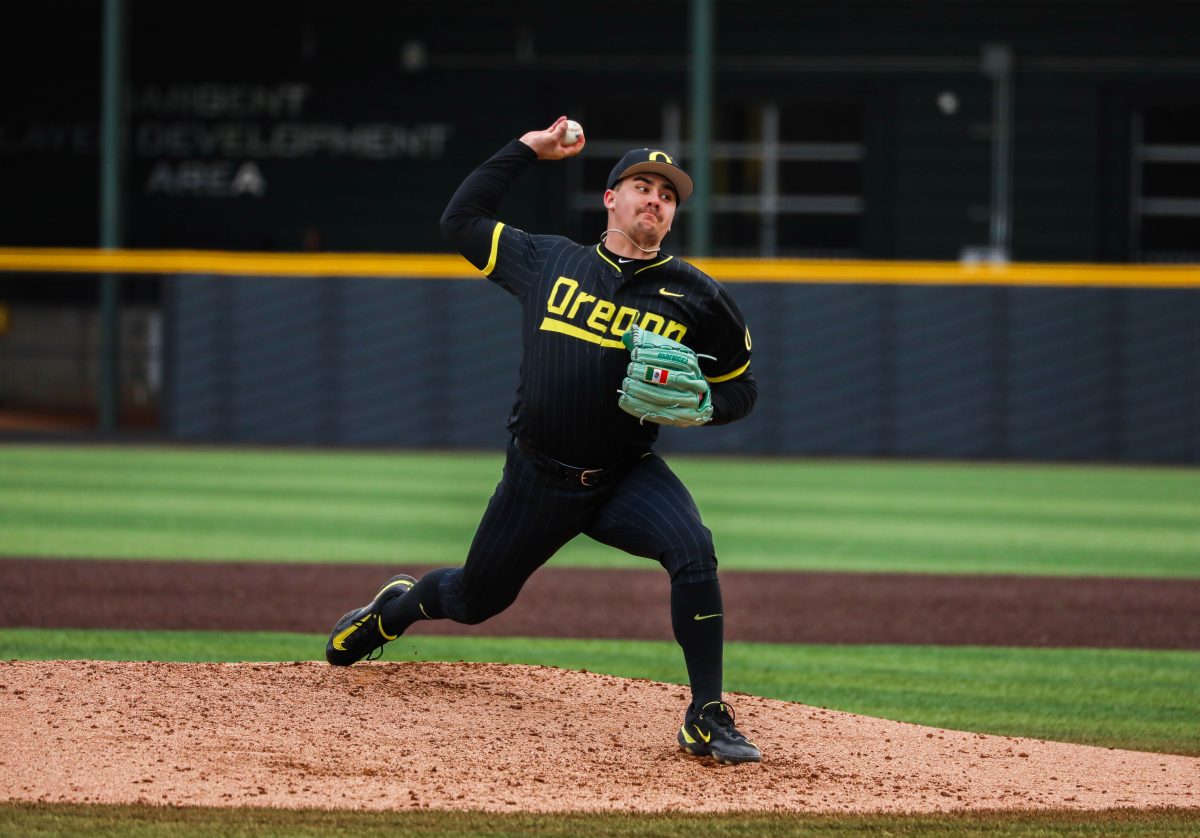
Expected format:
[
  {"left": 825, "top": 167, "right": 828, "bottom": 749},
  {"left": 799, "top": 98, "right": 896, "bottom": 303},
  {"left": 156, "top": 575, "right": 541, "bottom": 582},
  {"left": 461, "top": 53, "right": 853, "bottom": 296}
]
[{"left": 431, "top": 436, "right": 718, "bottom": 624}]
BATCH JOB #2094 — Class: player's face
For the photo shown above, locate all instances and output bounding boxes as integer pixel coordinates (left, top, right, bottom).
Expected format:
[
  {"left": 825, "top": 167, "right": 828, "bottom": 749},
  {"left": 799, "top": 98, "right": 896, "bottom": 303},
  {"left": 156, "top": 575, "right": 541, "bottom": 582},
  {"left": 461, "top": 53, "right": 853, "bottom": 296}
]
[{"left": 606, "top": 174, "right": 678, "bottom": 247}]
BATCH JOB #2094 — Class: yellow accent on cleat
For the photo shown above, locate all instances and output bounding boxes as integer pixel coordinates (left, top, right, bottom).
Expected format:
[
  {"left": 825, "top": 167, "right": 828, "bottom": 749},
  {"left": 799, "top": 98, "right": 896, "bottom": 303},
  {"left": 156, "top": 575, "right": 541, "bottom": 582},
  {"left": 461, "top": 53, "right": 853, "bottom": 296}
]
[
  {"left": 329, "top": 577, "right": 412, "bottom": 652},
  {"left": 331, "top": 615, "right": 368, "bottom": 651}
]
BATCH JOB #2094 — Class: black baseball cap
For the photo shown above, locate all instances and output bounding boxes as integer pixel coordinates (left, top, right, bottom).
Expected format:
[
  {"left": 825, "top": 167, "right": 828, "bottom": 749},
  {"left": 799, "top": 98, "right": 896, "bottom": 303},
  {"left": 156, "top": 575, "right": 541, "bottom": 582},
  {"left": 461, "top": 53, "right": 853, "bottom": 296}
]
[{"left": 606, "top": 148, "right": 694, "bottom": 204}]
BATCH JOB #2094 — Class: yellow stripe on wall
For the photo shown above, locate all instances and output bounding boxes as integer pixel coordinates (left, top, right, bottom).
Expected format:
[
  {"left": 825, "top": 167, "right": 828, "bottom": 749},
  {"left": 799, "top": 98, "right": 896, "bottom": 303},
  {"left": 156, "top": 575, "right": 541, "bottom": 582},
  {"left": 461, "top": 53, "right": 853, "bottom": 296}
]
[
  {"left": 0, "top": 248, "right": 478, "bottom": 279},
  {"left": 687, "top": 258, "right": 1200, "bottom": 288},
  {"left": 0, "top": 247, "right": 1197, "bottom": 288}
]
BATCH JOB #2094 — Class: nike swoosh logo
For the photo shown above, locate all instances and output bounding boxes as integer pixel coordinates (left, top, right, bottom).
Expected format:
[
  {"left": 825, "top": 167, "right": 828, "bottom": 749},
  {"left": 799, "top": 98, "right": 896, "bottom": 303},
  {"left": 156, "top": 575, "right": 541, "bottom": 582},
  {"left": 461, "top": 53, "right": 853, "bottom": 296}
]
[
  {"left": 618, "top": 257, "right": 635, "bottom": 263},
  {"left": 331, "top": 615, "right": 369, "bottom": 651},
  {"left": 660, "top": 288, "right": 684, "bottom": 297},
  {"left": 693, "top": 724, "right": 712, "bottom": 743},
  {"left": 693, "top": 612, "right": 723, "bottom": 621}
]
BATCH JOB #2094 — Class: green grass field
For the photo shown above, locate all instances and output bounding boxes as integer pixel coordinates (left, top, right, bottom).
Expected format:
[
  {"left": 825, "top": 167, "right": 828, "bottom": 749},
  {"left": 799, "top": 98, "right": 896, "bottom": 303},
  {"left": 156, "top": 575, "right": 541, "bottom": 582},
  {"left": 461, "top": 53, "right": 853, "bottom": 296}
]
[
  {"left": 2, "top": 802, "right": 1197, "bottom": 838},
  {"left": 2, "top": 445, "right": 1198, "bottom": 576},
  {"left": 3, "top": 444, "right": 1198, "bottom": 836}
]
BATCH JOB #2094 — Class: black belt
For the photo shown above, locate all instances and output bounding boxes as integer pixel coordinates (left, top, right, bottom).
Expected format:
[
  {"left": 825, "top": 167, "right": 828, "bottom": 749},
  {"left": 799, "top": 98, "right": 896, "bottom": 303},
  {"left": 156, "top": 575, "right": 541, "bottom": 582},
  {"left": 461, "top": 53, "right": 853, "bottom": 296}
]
[{"left": 515, "top": 437, "right": 626, "bottom": 488}]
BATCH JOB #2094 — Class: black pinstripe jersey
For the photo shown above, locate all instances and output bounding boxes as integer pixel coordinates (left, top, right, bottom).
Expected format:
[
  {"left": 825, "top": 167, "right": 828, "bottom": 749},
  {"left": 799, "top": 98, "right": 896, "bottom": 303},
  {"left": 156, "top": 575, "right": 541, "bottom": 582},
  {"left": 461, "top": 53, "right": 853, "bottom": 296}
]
[
  {"left": 483, "top": 230, "right": 752, "bottom": 465},
  {"left": 441, "top": 139, "right": 753, "bottom": 467}
]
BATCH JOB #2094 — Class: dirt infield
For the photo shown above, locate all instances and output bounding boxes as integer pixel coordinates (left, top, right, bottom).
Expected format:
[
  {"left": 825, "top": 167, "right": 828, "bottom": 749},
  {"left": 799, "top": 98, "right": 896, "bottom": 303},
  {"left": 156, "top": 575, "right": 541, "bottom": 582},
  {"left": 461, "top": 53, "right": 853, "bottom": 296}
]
[
  {"left": 4, "top": 558, "right": 1199, "bottom": 814},
  {"left": 2, "top": 558, "right": 1199, "bottom": 648},
  {"left": 2, "top": 659, "right": 1198, "bottom": 814}
]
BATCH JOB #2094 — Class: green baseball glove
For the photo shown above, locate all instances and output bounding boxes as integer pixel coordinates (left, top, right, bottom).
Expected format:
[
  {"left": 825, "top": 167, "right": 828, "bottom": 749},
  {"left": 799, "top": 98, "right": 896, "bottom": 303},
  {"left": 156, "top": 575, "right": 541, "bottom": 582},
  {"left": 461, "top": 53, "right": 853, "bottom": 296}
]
[{"left": 618, "top": 326, "right": 714, "bottom": 428}]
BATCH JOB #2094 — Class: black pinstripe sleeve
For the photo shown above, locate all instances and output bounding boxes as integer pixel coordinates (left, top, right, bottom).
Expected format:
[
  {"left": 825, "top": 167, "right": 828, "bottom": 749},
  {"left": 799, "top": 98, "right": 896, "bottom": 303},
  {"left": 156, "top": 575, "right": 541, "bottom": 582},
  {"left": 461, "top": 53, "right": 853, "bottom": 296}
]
[
  {"left": 439, "top": 139, "right": 537, "bottom": 273},
  {"left": 693, "top": 272, "right": 756, "bottom": 426},
  {"left": 710, "top": 376, "right": 756, "bottom": 425}
]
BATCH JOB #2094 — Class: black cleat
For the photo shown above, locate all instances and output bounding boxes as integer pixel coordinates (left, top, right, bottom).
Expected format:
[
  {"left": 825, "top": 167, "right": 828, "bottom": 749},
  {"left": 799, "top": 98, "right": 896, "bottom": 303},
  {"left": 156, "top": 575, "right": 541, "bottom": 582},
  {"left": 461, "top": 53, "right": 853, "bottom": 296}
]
[
  {"left": 677, "top": 701, "right": 762, "bottom": 765},
  {"left": 325, "top": 574, "right": 416, "bottom": 666}
]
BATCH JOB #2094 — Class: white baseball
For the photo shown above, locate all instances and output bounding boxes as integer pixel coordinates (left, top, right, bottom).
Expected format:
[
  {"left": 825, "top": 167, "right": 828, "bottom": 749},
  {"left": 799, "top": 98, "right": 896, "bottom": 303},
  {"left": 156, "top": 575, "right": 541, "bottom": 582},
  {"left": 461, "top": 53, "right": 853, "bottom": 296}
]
[{"left": 563, "top": 119, "right": 582, "bottom": 146}]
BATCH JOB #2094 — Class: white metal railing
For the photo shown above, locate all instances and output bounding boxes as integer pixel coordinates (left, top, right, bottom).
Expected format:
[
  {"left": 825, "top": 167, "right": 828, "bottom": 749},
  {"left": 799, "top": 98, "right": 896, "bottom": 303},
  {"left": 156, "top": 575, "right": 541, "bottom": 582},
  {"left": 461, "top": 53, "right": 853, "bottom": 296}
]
[{"left": 569, "top": 102, "right": 863, "bottom": 256}]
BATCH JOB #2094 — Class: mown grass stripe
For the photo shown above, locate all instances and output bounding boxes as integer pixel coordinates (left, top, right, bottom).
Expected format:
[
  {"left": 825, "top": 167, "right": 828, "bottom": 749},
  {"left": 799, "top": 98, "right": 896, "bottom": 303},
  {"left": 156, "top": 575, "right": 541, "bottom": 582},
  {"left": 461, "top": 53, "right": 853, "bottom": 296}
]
[
  {"left": 2, "top": 801, "right": 1199, "bottom": 837},
  {"left": 2, "top": 445, "right": 1197, "bottom": 577}
]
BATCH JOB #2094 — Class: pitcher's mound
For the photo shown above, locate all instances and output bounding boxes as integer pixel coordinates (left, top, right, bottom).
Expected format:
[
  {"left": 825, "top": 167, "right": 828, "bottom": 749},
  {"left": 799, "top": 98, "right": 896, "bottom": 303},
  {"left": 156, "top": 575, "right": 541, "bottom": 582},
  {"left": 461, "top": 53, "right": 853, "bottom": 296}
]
[{"left": 1, "top": 660, "right": 1196, "bottom": 813}]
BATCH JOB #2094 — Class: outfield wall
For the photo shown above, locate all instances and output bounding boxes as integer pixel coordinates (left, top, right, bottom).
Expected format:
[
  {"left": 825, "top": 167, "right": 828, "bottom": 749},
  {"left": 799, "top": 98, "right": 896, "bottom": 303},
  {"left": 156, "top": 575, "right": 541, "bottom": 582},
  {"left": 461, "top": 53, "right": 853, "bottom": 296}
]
[{"left": 162, "top": 270, "right": 1200, "bottom": 463}]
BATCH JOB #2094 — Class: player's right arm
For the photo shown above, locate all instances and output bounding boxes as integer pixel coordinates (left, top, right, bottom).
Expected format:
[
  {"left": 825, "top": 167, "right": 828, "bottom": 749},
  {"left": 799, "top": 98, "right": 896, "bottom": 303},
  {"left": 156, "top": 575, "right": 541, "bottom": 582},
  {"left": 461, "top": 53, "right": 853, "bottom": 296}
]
[
  {"left": 439, "top": 118, "right": 585, "bottom": 291},
  {"left": 438, "top": 140, "right": 536, "bottom": 275}
]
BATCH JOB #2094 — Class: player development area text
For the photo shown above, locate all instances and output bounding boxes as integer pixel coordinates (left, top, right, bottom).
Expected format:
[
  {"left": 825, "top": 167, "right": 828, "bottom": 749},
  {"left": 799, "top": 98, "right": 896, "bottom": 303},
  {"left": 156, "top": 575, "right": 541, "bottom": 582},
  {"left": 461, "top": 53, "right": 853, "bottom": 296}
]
[{"left": 136, "top": 122, "right": 453, "bottom": 160}]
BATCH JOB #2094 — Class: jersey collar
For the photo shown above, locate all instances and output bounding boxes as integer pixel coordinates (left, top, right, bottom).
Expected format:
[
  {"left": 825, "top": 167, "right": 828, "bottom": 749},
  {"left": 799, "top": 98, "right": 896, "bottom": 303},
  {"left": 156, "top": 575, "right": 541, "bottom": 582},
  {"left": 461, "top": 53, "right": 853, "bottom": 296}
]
[{"left": 596, "top": 242, "right": 674, "bottom": 277}]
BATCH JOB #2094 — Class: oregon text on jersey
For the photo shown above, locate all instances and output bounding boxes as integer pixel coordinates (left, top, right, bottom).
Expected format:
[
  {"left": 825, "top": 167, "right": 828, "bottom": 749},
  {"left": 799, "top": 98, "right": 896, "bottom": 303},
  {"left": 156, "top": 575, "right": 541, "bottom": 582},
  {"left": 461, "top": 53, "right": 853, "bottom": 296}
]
[{"left": 540, "top": 274, "right": 689, "bottom": 349}]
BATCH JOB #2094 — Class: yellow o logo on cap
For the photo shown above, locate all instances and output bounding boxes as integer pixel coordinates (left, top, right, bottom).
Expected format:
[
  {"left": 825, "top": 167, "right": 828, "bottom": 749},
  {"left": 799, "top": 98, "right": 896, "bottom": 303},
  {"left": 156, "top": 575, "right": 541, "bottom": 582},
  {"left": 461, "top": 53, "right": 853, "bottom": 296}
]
[{"left": 649, "top": 151, "right": 673, "bottom": 164}]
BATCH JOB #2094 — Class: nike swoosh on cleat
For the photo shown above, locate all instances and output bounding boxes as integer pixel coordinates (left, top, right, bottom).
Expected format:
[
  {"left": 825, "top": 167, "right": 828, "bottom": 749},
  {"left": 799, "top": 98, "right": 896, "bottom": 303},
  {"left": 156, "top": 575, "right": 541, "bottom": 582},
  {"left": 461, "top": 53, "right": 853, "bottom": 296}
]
[
  {"left": 693, "top": 612, "right": 723, "bottom": 621},
  {"left": 331, "top": 615, "right": 369, "bottom": 651},
  {"left": 692, "top": 724, "right": 712, "bottom": 743},
  {"left": 659, "top": 288, "right": 685, "bottom": 297}
]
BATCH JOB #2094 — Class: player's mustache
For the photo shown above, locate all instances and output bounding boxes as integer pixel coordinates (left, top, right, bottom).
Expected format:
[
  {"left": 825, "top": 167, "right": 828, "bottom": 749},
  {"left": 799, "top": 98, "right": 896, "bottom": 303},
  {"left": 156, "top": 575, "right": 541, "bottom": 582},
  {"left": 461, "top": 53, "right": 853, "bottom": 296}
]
[{"left": 638, "top": 205, "right": 662, "bottom": 221}]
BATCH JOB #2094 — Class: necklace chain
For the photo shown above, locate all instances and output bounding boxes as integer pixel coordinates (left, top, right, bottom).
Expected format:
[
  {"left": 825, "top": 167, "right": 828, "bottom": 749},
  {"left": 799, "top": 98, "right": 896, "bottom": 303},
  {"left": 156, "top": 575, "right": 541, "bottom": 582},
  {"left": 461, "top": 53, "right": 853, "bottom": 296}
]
[{"left": 601, "top": 229, "right": 660, "bottom": 254}]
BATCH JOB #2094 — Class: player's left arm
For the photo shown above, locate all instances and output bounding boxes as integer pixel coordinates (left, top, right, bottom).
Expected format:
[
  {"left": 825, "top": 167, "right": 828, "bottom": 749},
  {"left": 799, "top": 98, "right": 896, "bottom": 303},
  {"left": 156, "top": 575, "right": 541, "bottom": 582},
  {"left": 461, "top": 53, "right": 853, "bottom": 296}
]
[{"left": 698, "top": 284, "right": 756, "bottom": 426}]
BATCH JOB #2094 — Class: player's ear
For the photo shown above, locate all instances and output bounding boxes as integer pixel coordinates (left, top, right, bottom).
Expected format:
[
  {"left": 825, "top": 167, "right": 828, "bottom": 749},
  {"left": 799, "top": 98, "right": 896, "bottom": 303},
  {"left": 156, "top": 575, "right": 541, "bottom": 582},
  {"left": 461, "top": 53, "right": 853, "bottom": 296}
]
[{"left": 603, "top": 189, "right": 616, "bottom": 210}]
